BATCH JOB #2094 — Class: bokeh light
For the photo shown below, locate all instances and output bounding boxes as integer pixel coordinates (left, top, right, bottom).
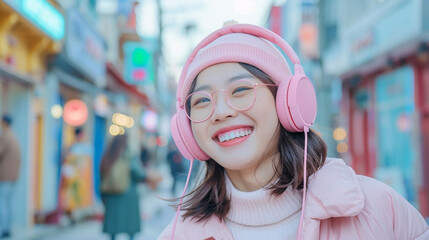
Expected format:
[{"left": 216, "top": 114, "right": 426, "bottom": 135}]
[
  {"left": 109, "top": 124, "right": 120, "bottom": 136},
  {"left": 141, "top": 110, "right": 158, "bottom": 132},
  {"left": 112, "top": 113, "right": 135, "bottom": 128},
  {"left": 125, "top": 117, "right": 134, "bottom": 128},
  {"left": 333, "top": 128, "right": 347, "bottom": 141},
  {"left": 63, "top": 99, "right": 88, "bottom": 126},
  {"left": 337, "top": 142, "right": 349, "bottom": 153},
  {"left": 156, "top": 135, "right": 167, "bottom": 147},
  {"left": 51, "top": 104, "right": 63, "bottom": 119}
]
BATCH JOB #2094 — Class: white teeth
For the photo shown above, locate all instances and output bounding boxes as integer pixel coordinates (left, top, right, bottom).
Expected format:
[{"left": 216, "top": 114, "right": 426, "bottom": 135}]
[{"left": 218, "top": 129, "right": 253, "bottom": 142}]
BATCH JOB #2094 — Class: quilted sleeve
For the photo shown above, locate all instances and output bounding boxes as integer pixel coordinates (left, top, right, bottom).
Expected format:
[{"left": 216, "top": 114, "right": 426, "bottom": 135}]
[
  {"left": 416, "top": 228, "right": 429, "bottom": 240},
  {"left": 387, "top": 186, "right": 429, "bottom": 240},
  {"left": 358, "top": 175, "right": 428, "bottom": 239}
]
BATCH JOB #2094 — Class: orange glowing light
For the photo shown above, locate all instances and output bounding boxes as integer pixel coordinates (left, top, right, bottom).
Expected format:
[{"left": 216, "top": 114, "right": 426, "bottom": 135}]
[{"left": 63, "top": 99, "right": 88, "bottom": 126}]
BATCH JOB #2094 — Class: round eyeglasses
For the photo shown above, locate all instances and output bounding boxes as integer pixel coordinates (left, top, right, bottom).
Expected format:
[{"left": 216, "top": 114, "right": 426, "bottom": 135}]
[{"left": 183, "top": 79, "right": 276, "bottom": 122}]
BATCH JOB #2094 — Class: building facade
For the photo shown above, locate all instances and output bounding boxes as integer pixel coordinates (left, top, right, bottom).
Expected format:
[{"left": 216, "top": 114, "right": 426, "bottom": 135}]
[
  {"left": 320, "top": 0, "right": 429, "bottom": 218},
  {"left": 0, "top": 0, "right": 65, "bottom": 229}
]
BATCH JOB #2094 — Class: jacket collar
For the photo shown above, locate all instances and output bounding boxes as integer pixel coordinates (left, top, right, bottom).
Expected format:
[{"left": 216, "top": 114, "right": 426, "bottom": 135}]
[{"left": 305, "top": 158, "right": 365, "bottom": 220}]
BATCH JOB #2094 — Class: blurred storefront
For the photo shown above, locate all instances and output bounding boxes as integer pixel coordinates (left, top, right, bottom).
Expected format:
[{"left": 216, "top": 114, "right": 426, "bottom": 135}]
[
  {"left": 0, "top": 0, "right": 155, "bottom": 231},
  {"left": 43, "top": 7, "right": 107, "bottom": 223},
  {"left": 0, "top": 0, "right": 64, "bottom": 229},
  {"left": 322, "top": 0, "right": 429, "bottom": 217},
  {"left": 267, "top": 1, "right": 338, "bottom": 155},
  {"left": 105, "top": 61, "right": 151, "bottom": 159},
  {"left": 95, "top": 0, "right": 156, "bottom": 207}
]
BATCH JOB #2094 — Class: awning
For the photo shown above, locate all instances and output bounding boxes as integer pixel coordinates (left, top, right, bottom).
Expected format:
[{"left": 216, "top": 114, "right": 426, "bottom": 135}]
[
  {"left": 106, "top": 62, "right": 150, "bottom": 107},
  {"left": 0, "top": 63, "right": 34, "bottom": 86}
]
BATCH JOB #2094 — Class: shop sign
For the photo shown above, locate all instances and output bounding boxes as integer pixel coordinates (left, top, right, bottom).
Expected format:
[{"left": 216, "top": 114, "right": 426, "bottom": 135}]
[
  {"left": 299, "top": 23, "right": 319, "bottom": 59},
  {"left": 66, "top": 9, "right": 106, "bottom": 87},
  {"left": 123, "top": 42, "right": 154, "bottom": 85},
  {"left": 375, "top": 66, "right": 416, "bottom": 198},
  {"left": 20, "top": 0, "right": 64, "bottom": 40},
  {"left": 63, "top": 99, "right": 89, "bottom": 126},
  {"left": 349, "top": 0, "right": 420, "bottom": 67},
  {"left": 324, "top": 0, "right": 422, "bottom": 76},
  {"left": 352, "top": 31, "right": 374, "bottom": 54}
]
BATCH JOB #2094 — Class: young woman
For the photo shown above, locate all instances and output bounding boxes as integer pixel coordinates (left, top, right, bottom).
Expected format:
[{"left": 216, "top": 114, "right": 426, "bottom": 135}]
[{"left": 159, "top": 23, "right": 429, "bottom": 240}]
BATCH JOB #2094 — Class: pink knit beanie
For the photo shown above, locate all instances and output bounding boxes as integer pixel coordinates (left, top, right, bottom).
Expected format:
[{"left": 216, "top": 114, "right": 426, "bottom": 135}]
[{"left": 179, "top": 32, "right": 292, "bottom": 103}]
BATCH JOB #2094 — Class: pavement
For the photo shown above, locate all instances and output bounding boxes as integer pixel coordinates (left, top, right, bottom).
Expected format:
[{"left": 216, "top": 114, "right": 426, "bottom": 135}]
[
  {"left": 2, "top": 162, "right": 198, "bottom": 240},
  {"left": 5, "top": 170, "right": 179, "bottom": 240}
]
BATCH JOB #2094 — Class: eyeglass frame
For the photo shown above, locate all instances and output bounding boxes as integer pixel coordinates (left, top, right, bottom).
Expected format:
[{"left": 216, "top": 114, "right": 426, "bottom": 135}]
[{"left": 183, "top": 79, "right": 277, "bottom": 123}]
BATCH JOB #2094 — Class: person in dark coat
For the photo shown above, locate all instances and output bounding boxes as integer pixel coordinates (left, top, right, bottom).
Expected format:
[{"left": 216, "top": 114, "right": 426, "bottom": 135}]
[
  {"left": 0, "top": 115, "right": 20, "bottom": 238},
  {"left": 167, "top": 143, "right": 185, "bottom": 195},
  {"left": 100, "top": 134, "right": 146, "bottom": 240}
]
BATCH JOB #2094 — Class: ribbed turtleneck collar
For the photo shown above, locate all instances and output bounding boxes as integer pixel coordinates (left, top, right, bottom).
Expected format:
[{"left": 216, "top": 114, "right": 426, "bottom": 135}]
[{"left": 225, "top": 173, "right": 302, "bottom": 226}]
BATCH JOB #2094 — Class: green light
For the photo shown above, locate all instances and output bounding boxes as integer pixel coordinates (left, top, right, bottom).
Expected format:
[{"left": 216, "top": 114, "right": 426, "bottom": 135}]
[
  {"left": 132, "top": 48, "right": 150, "bottom": 66},
  {"left": 124, "top": 42, "right": 154, "bottom": 85}
]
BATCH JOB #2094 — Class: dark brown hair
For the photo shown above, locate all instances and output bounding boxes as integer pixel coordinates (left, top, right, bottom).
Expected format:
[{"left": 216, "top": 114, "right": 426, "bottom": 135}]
[
  {"left": 179, "top": 63, "right": 327, "bottom": 222},
  {"left": 100, "top": 134, "right": 128, "bottom": 178}
]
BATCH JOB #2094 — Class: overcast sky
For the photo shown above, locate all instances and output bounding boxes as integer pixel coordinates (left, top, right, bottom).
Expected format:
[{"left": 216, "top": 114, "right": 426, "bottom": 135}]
[{"left": 137, "top": 0, "right": 273, "bottom": 81}]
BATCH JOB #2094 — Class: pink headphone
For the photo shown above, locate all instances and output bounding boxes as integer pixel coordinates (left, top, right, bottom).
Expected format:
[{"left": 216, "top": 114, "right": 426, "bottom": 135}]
[{"left": 171, "top": 24, "right": 317, "bottom": 161}]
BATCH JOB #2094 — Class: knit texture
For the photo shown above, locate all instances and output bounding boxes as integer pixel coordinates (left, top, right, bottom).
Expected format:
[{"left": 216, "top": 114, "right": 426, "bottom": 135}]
[
  {"left": 180, "top": 33, "right": 292, "bottom": 103},
  {"left": 224, "top": 175, "right": 302, "bottom": 240}
]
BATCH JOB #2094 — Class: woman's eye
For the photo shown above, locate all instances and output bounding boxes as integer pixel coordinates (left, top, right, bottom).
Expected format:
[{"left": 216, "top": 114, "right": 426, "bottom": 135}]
[
  {"left": 232, "top": 86, "right": 252, "bottom": 95},
  {"left": 193, "top": 97, "right": 211, "bottom": 106}
]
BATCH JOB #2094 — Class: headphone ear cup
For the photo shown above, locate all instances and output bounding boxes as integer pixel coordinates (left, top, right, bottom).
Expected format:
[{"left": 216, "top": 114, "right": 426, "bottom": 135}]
[
  {"left": 171, "top": 113, "right": 193, "bottom": 160},
  {"left": 276, "top": 76, "right": 300, "bottom": 132},
  {"left": 276, "top": 72, "right": 317, "bottom": 132},
  {"left": 171, "top": 110, "right": 210, "bottom": 161}
]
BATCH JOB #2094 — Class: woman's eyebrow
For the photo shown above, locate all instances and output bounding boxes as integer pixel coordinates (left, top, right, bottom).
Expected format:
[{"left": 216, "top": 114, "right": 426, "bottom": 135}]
[
  {"left": 193, "top": 73, "right": 255, "bottom": 92},
  {"left": 228, "top": 73, "right": 254, "bottom": 82},
  {"left": 193, "top": 85, "right": 211, "bottom": 92}
]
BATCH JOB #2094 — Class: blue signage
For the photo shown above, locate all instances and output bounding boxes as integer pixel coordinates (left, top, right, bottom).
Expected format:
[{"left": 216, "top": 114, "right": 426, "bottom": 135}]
[
  {"left": 66, "top": 9, "right": 106, "bottom": 86},
  {"left": 123, "top": 42, "right": 154, "bottom": 85},
  {"left": 21, "top": 0, "right": 65, "bottom": 40},
  {"left": 375, "top": 66, "right": 417, "bottom": 206}
]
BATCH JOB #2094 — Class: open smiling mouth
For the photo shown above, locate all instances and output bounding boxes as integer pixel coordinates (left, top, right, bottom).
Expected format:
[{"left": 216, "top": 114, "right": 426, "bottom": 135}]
[{"left": 214, "top": 127, "right": 254, "bottom": 146}]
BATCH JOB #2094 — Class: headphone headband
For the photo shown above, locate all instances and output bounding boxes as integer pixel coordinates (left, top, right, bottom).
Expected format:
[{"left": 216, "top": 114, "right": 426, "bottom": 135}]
[{"left": 177, "top": 24, "right": 301, "bottom": 104}]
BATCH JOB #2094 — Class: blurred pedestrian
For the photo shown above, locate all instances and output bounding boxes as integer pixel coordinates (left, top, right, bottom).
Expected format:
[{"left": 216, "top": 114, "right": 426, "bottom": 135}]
[
  {"left": 166, "top": 143, "right": 185, "bottom": 195},
  {"left": 0, "top": 115, "right": 20, "bottom": 239},
  {"left": 100, "top": 134, "right": 161, "bottom": 240},
  {"left": 139, "top": 145, "right": 151, "bottom": 168},
  {"left": 59, "top": 127, "right": 93, "bottom": 224}
]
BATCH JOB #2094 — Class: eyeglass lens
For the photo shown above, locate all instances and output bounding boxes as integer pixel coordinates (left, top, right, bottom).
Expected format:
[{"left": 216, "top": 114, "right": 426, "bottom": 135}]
[{"left": 185, "top": 80, "right": 256, "bottom": 122}]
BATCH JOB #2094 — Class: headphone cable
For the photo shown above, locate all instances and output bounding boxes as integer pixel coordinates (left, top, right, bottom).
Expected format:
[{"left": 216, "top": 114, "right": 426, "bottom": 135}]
[{"left": 297, "top": 126, "right": 309, "bottom": 240}]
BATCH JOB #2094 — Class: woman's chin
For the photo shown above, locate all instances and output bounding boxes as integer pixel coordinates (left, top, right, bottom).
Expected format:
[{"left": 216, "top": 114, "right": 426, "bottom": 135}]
[{"left": 215, "top": 155, "right": 257, "bottom": 171}]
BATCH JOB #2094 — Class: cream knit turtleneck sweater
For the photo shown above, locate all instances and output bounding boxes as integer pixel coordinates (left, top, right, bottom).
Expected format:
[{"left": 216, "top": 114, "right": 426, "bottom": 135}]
[{"left": 224, "top": 175, "right": 302, "bottom": 240}]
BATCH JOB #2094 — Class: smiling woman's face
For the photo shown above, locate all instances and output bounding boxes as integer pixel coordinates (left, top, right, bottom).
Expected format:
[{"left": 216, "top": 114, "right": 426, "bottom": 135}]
[{"left": 190, "top": 62, "right": 280, "bottom": 171}]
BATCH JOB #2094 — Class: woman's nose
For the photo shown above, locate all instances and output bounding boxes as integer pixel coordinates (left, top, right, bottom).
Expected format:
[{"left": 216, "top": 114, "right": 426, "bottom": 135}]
[{"left": 210, "top": 93, "right": 237, "bottom": 122}]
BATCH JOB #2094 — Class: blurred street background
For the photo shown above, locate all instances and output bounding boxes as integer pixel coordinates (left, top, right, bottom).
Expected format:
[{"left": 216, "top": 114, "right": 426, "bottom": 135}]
[{"left": 0, "top": 0, "right": 428, "bottom": 239}]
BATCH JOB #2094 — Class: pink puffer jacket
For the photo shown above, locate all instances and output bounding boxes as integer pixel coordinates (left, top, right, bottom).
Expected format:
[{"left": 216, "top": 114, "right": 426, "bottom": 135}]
[{"left": 158, "top": 158, "right": 429, "bottom": 240}]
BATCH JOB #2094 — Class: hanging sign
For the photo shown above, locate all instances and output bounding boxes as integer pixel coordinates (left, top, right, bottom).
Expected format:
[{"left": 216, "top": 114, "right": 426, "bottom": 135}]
[
  {"left": 63, "top": 99, "right": 89, "bottom": 126},
  {"left": 21, "top": 0, "right": 65, "bottom": 40}
]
